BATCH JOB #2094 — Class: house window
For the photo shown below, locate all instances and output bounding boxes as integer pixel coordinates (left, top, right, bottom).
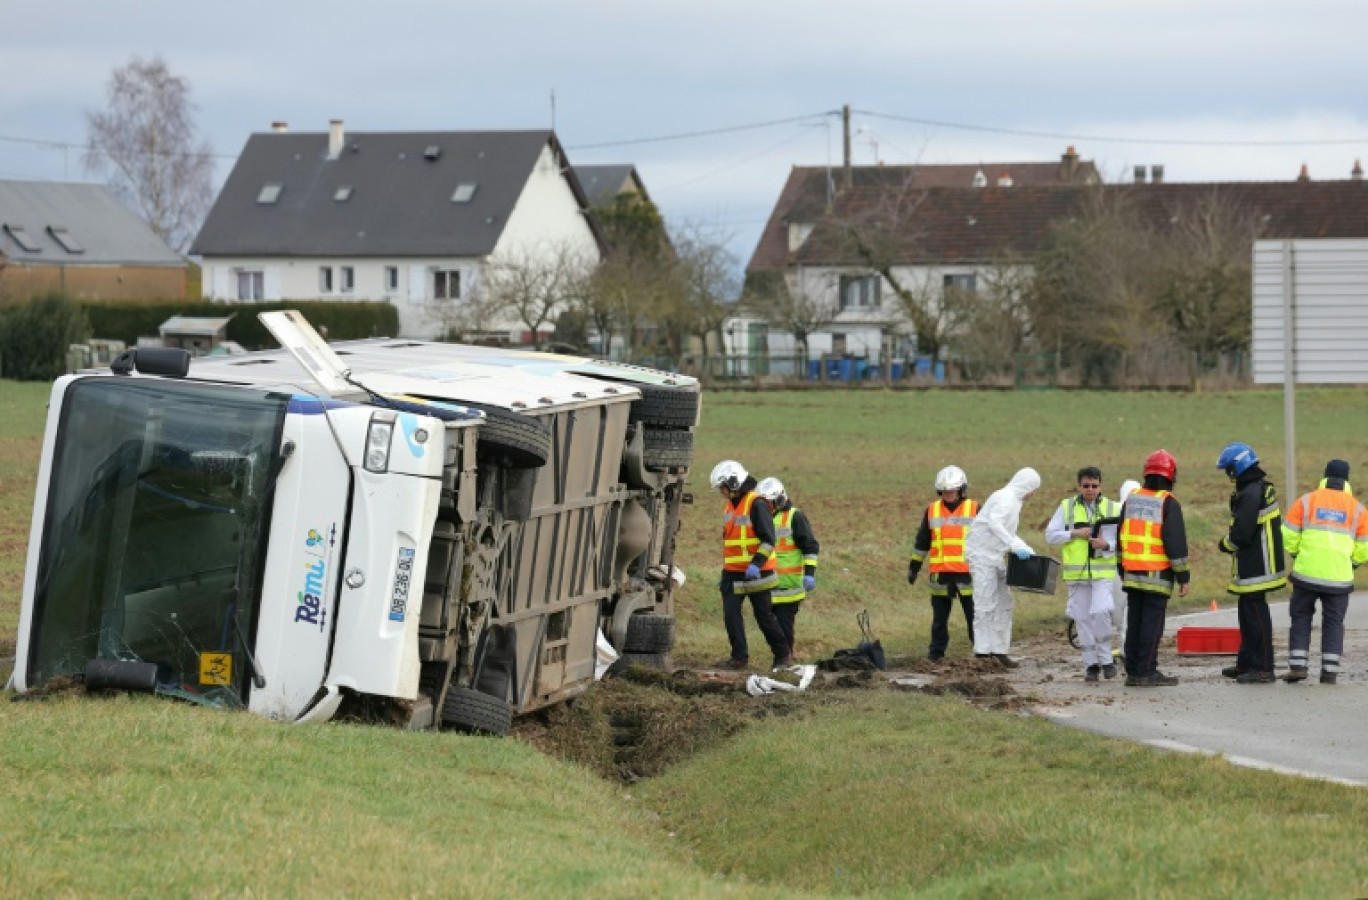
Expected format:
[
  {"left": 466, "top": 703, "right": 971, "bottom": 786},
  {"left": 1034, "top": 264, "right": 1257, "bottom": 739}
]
[
  {"left": 450, "top": 183, "right": 478, "bottom": 203},
  {"left": 832, "top": 333, "right": 848, "bottom": 356},
  {"left": 333, "top": 185, "right": 353, "bottom": 202},
  {"left": 840, "top": 275, "right": 881, "bottom": 310},
  {"left": 3, "top": 224, "right": 40, "bottom": 252},
  {"left": 943, "top": 273, "right": 977, "bottom": 294},
  {"left": 434, "top": 269, "right": 461, "bottom": 300},
  {"left": 47, "top": 226, "right": 84, "bottom": 254},
  {"left": 319, "top": 266, "right": 334, "bottom": 294},
  {"left": 385, "top": 266, "right": 399, "bottom": 293},
  {"left": 257, "top": 184, "right": 283, "bottom": 204},
  {"left": 236, "top": 269, "right": 264, "bottom": 301},
  {"left": 340, "top": 266, "right": 355, "bottom": 293}
]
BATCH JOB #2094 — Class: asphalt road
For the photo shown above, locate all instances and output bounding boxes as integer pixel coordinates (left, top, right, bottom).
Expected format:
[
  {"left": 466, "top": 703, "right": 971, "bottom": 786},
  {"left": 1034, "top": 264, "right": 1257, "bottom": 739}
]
[{"left": 1021, "top": 594, "right": 1368, "bottom": 786}]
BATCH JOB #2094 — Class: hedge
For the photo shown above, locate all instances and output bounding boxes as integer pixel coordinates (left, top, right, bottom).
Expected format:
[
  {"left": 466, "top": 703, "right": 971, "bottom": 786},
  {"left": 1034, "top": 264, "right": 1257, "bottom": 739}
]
[
  {"left": 0, "top": 293, "right": 91, "bottom": 381},
  {"left": 80, "top": 300, "right": 400, "bottom": 350}
]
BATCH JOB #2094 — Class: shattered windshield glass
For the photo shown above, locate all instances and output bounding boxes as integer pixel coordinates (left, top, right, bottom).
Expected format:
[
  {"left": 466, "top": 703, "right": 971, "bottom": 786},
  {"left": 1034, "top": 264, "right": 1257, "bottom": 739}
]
[{"left": 28, "top": 378, "right": 287, "bottom": 707}]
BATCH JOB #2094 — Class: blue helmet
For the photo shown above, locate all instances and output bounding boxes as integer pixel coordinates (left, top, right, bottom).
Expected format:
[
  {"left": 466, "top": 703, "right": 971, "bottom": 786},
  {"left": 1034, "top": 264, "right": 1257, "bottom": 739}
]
[{"left": 1216, "top": 442, "right": 1258, "bottom": 478}]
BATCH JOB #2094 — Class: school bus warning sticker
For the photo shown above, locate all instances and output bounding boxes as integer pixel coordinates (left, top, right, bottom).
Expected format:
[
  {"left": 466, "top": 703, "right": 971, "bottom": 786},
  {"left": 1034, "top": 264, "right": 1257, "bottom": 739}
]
[{"left": 199, "top": 652, "right": 233, "bottom": 686}]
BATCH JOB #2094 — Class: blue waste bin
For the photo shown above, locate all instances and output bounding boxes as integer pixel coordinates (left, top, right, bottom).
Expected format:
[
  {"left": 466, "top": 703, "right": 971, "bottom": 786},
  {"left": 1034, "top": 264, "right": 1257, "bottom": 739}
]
[
  {"left": 807, "top": 360, "right": 821, "bottom": 380},
  {"left": 934, "top": 361, "right": 946, "bottom": 381}
]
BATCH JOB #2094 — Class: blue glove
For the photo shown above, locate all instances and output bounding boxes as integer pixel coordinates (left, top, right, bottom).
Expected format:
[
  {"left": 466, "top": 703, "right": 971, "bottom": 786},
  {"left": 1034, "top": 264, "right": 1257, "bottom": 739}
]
[
  {"left": 803, "top": 575, "right": 816, "bottom": 592},
  {"left": 1013, "top": 547, "right": 1032, "bottom": 560},
  {"left": 744, "top": 563, "right": 761, "bottom": 580}
]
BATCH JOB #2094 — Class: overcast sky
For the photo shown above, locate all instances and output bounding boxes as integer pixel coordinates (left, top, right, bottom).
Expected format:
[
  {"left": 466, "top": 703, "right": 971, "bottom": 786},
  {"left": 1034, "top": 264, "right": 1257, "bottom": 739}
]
[{"left": 3, "top": 0, "right": 1366, "bottom": 267}]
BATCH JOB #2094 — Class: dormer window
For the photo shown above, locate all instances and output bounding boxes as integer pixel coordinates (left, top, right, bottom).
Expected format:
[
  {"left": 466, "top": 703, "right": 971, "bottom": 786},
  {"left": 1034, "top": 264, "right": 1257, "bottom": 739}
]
[
  {"left": 257, "top": 183, "right": 283, "bottom": 204},
  {"left": 48, "top": 226, "right": 84, "bottom": 254},
  {"left": 451, "top": 183, "right": 477, "bottom": 203},
  {"left": 333, "top": 186, "right": 353, "bottom": 202},
  {"left": 3, "top": 224, "right": 40, "bottom": 252}
]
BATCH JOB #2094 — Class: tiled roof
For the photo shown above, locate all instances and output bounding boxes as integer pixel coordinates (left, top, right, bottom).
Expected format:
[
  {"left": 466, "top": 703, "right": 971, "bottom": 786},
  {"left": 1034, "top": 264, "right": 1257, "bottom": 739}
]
[
  {"left": 750, "top": 177, "right": 1368, "bottom": 271},
  {"left": 0, "top": 180, "right": 183, "bottom": 266}
]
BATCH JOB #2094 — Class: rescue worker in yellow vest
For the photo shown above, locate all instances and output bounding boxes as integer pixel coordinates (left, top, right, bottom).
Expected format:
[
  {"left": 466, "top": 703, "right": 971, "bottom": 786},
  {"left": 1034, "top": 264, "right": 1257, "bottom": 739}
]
[
  {"left": 709, "top": 460, "right": 793, "bottom": 671},
  {"left": 1118, "top": 450, "right": 1191, "bottom": 687},
  {"left": 1280, "top": 459, "right": 1368, "bottom": 685},
  {"left": 757, "top": 477, "right": 820, "bottom": 661},
  {"left": 1214, "top": 442, "right": 1287, "bottom": 684},
  {"left": 907, "top": 465, "right": 977, "bottom": 662},
  {"left": 1045, "top": 467, "right": 1120, "bottom": 682}
]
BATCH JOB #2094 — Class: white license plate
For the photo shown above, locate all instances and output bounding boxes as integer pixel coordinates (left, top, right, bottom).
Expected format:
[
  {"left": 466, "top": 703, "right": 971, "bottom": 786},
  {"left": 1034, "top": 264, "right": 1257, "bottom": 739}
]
[{"left": 389, "top": 547, "right": 416, "bottom": 622}]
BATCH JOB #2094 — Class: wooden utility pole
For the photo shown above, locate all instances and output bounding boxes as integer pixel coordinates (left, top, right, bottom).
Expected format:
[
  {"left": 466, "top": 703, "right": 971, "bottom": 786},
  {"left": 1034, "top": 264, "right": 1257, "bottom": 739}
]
[{"left": 842, "top": 104, "right": 852, "bottom": 191}]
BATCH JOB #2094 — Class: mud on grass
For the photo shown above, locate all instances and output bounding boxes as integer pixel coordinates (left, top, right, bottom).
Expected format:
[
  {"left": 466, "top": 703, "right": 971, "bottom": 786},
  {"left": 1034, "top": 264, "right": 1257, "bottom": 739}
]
[{"left": 513, "top": 659, "right": 1027, "bottom": 783}]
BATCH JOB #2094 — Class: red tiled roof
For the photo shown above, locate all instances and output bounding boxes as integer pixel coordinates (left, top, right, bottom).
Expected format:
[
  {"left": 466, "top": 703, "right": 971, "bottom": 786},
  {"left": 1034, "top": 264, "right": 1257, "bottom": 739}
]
[{"left": 748, "top": 176, "right": 1368, "bottom": 272}]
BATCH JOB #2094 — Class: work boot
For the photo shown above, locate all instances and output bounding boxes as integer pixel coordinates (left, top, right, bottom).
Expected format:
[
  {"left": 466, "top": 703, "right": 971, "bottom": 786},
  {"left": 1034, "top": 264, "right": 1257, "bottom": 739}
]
[
  {"left": 714, "top": 658, "right": 749, "bottom": 671},
  {"left": 994, "top": 654, "right": 1020, "bottom": 669},
  {"left": 927, "top": 653, "right": 944, "bottom": 663},
  {"left": 772, "top": 656, "right": 795, "bottom": 670},
  {"left": 1085, "top": 665, "right": 1101, "bottom": 682},
  {"left": 1320, "top": 672, "right": 1338, "bottom": 685},
  {"left": 1283, "top": 666, "right": 1308, "bottom": 683},
  {"left": 1221, "top": 665, "right": 1246, "bottom": 679},
  {"left": 1151, "top": 671, "right": 1179, "bottom": 686},
  {"left": 1124, "top": 674, "right": 1150, "bottom": 687},
  {"left": 1235, "top": 670, "right": 1275, "bottom": 684},
  {"left": 1102, "top": 663, "right": 1117, "bottom": 680}
]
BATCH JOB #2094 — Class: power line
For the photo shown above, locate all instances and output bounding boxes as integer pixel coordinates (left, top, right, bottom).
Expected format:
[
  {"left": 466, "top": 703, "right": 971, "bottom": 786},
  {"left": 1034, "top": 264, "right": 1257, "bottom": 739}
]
[
  {"left": 566, "top": 111, "right": 837, "bottom": 150},
  {"left": 0, "top": 132, "right": 238, "bottom": 160},
  {"left": 855, "top": 109, "right": 1368, "bottom": 148}
]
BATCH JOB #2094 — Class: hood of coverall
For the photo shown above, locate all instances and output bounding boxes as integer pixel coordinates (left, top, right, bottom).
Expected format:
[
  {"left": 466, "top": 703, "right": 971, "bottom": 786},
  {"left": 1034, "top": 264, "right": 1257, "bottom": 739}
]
[{"left": 964, "top": 467, "right": 1041, "bottom": 563}]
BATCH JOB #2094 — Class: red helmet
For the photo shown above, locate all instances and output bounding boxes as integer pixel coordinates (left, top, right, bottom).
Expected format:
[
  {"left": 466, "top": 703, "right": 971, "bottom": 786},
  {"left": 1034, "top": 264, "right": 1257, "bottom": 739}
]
[{"left": 1143, "top": 449, "right": 1177, "bottom": 481}]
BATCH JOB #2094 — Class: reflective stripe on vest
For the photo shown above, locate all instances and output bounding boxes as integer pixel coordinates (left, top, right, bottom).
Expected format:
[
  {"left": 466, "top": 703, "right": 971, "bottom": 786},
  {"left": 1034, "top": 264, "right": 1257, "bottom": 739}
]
[
  {"left": 1059, "top": 496, "right": 1118, "bottom": 582},
  {"left": 723, "top": 491, "right": 778, "bottom": 573},
  {"left": 1227, "top": 484, "right": 1288, "bottom": 593},
  {"left": 929, "top": 498, "right": 978, "bottom": 574}
]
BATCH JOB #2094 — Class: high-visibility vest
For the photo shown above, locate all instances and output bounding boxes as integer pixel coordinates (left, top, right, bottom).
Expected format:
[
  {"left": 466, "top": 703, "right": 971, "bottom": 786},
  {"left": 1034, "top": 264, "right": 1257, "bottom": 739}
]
[
  {"left": 722, "top": 490, "right": 777, "bottom": 574},
  {"left": 1059, "top": 496, "right": 1119, "bottom": 582},
  {"left": 928, "top": 498, "right": 978, "bottom": 574},
  {"left": 772, "top": 507, "right": 816, "bottom": 604},
  {"left": 1120, "top": 488, "right": 1174, "bottom": 594},
  {"left": 1282, "top": 482, "right": 1368, "bottom": 592}
]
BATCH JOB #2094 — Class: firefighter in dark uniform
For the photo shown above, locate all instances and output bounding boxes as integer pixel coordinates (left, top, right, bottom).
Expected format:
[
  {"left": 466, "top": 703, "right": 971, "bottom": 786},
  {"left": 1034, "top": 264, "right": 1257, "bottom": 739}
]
[
  {"left": 907, "top": 465, "right": 977, "bottom": 661},
  {"left": 1119, "top": 449, "right": 1191, "bottom": 686},
  {"left": 709, "top": 460, "right": 793, "bottom": 671},
  {"left": 1215, "top": 442, "right": 1287, "bottom": 683}
]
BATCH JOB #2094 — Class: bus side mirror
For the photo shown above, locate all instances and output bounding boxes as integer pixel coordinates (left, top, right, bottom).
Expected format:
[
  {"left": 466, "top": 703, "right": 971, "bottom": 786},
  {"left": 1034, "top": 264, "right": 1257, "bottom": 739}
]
[{"left": 110, "top": 348, "right": 191, "bottom": 378}]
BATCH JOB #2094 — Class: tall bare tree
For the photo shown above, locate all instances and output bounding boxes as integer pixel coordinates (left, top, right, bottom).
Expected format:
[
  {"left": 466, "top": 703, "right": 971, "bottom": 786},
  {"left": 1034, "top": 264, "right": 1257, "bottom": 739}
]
[
  {"left": 85, "top": 56, "right": 214, "bottom": 253},
  {"left": 671, "top": 225, "right": 739, "bottom": 361},
  {"left": 484, "top": 242, "right": 593, "bottom": 349},
  {"left": 744, "top": 267, "right": 841, "bottom": 363}
]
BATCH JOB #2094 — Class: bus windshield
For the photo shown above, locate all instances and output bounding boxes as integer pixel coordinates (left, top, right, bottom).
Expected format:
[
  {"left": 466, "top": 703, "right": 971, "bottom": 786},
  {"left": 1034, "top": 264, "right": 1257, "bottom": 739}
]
[{"left": 27, "top": 378, "right": 287, "bottom": 706}]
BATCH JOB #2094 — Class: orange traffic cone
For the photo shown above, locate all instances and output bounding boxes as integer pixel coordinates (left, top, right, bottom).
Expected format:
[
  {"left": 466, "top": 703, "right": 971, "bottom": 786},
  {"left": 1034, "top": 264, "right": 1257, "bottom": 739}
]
[{"left": 1210, "top": 599, "right": 1219, "bottom": 613}]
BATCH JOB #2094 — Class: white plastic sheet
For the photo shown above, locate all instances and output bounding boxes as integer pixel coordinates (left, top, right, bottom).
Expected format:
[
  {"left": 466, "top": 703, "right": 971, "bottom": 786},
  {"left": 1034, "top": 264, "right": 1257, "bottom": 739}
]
[
  {"left": 593, "top": 628, "right": 619, "bottom": 681},
  {"left": 744, "top": 664, "right": 817, "bottom": 696}
]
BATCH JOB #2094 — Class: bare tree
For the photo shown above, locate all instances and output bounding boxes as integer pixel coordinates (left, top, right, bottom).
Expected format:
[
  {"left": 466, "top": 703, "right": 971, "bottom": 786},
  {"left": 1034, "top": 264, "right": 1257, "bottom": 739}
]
[
  {"left": 85, "top": 56, "right": 214, "bottom": 253},
  {"left": 744, "top": 267, "right": 841, "bottom": 363},
  {"left": 671, "top": 224, "right": 739, "bottom": 361},
  {"left": 955, "top": 260, "right": 1035, "bottom": 381},
  {"left": 483, "top": 243, "right": 593, "bottom": 349}
]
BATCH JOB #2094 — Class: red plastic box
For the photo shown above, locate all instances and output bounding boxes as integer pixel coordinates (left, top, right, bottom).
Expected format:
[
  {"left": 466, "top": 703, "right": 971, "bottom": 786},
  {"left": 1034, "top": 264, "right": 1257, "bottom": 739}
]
[{"left": 1175, "top": 626, "right": 1240, "bottom": 655}]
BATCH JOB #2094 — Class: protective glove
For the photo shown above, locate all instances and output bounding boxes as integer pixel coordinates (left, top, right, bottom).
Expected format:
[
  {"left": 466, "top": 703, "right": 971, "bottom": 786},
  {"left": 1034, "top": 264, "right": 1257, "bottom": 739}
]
[
  {"left": 744, "top": 563, "right": 761, "bottom": 581},
  {"left": 1013, "top": 547, "right": 1032, "bottom": 560},
  {"left": 906, "top": 562, "right": 918, "bottom": 585},
  {"left": 803, "top": 575, "right": 816, "bottom": 592}
]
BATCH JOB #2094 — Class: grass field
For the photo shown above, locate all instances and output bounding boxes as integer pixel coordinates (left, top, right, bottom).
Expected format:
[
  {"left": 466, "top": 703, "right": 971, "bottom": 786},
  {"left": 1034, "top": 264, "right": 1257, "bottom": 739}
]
[{"left": 4, "top": 382, "right": 1368, "bottom": 897}]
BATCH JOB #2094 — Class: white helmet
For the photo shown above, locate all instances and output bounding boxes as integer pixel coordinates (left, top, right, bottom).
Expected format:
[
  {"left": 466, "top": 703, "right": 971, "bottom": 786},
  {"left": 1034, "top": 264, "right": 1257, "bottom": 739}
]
[
  {"left": 756, "top": 477, "right": 786, "bottom": 503},
  {"left": 1119, "top": 479, "right": 1141, "bottom": 505},
  {"left": 934, "top": 465, "right": 968, "bottom": 492},
  {"left": 710, "top": 459, "right": 748, "bottom": 491}
]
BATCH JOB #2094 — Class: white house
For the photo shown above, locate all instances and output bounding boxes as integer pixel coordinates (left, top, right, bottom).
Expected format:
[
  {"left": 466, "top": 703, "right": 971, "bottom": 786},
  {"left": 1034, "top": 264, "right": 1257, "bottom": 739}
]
[{"left": 192, "top": 122, "right": 604, "bottom": 339}]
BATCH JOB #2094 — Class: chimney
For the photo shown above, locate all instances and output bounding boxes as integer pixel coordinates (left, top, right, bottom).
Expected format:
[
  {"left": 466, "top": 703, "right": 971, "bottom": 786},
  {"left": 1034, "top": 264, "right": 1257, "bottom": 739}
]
[
  {"left": 1353, "top": 159, "right": 1363, "bottom": 181},
  {"left": 1150, "top": 165, "right": 1164, "bottom": 184},
  {"left": 997, "top": 171, "right": 1013, "bottom": 188},
  {"left": 1297, "top": 163, "right": 1310, "bottom": 183},
  {"left": 1133, "top": 165, "right": 1148, "bottom": 184},
  {"left": 271, "top": 121, "right": 289, "bottom": 133},
  {"left": 1060, "top": 145, "right": 1079, "bottom": 181},
  {"left": 328, "top": 119, "right": 345, "bottom": 160}
]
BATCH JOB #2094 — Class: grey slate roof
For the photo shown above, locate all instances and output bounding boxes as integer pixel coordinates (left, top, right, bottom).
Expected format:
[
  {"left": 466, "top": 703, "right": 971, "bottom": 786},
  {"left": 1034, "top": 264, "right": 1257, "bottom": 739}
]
[
  {"left": 192, "top": 129, "right": 599, "bottom": 258},
  {"left": 574, "top": 164, "right": 644, "bottom": 207},
  {"left": 0, "top": 180, "right": 184, "bottom": 266}
]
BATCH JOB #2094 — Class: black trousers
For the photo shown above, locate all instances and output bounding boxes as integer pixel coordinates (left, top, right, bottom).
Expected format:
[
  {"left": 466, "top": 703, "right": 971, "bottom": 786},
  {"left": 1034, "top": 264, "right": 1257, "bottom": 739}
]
[
  {"left": 928, "top": 580, "right": 975, "bottom": 659},
  {"left": 1235, "top": 591, "right": 1274, "bottom": 672},
  {"left": 721, "top": 577, "right": 789, "bottom": 664},
  {"left": 772, "top": 600, "right": 802, "bottom": 657},
  {"left": 1123, "top": 588, "right": 1169, "bottom": 678}
]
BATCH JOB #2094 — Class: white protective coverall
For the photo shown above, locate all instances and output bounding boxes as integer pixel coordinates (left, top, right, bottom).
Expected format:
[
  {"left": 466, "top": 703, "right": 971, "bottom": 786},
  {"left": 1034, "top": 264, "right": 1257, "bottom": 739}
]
[
  {"left": 1111, "top": 479, "right": 1140, "bottom": 649},
  {"left": 966, "top": 468, "right": 1042, "bottom": 655}
]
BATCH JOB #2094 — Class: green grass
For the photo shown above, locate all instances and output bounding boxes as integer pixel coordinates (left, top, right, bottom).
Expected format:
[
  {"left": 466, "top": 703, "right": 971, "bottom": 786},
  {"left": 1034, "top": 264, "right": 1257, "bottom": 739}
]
[
  {"left": 6, "top": 381, "right": 1368, "bottom": 897},
  {"left": 669, "top": 388, "right": 1368, "bottom": 665}
]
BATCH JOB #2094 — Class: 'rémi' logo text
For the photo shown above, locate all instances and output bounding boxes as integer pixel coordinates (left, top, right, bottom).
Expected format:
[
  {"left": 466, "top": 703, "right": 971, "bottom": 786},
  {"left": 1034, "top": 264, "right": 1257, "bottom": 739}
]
[{"left": 295, "top": 559, "right": 328, "bottom": 630}]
